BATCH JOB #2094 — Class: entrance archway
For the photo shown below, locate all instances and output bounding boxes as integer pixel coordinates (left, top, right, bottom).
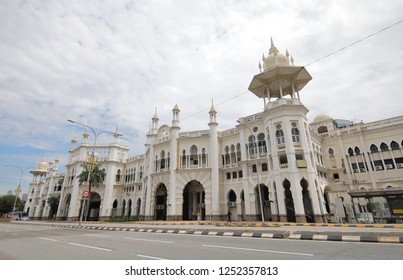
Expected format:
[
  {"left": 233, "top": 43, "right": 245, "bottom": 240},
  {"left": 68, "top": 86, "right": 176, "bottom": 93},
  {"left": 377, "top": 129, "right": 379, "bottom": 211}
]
[
  {"left": 283, "top": 179, "right": 296, "bottom": 222},
  {"left": 155, "top": 184, "right": 167, "bottom": 220},
  {"left": 87, "top": 192, "right": 101, "bottom": 221},
  {"left": 227, "top": 189, "right": 237, "bottom": 221},
  {"left": 62, "top": 193, "right": 71, "bottom": 220},
  {"left": 182, "top": 180, "right": 205, "bottom": 220},
  {"left": 301, "top": 178, "right": 314, "bottom": 222},
  {"left": 112, "top": 199, "right": 118, "bottom": 217},
  {"left": 127, "top": 199, "right": 132, "bottom": 218},
  {"left": 255, "top": 184, "right": 271, "bottom": 221},
  {"left": 122, "top": 199, "right": 126, "bottom": 217},
  {"left": 136, "top": 198, "right": 141, "bottom": 219}
]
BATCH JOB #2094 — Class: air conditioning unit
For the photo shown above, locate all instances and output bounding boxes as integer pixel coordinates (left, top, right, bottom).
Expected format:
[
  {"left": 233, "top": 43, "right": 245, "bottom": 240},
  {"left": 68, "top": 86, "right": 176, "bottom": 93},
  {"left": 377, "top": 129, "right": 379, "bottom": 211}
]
[
  {"left": 353, "top": 169, "right": 359, "bottom": 173},
  {"left": 385, "top": 164, "right": 394, "bottom": 170},
  {"left": 228, "top": 201, "right": 236, "bottom": 208},
  {"left": 375, "top": 165, "right": 383, "bottom": 171},
  {"left": 396, "top": 163, "right": 403, "bottom": 169}
]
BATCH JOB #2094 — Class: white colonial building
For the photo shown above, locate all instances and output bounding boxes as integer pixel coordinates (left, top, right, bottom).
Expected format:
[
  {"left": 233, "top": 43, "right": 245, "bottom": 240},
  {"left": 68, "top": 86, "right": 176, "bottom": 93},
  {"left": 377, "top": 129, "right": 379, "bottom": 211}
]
[{"left": 25, "top": 39, "right": 403, "bottom": 223}]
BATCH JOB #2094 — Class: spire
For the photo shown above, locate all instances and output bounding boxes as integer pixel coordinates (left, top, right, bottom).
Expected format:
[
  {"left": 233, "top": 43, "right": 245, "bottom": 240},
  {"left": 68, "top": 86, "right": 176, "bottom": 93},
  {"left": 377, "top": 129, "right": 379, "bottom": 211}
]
[
  {"left": 269, "top": 37, "right": 279, "bottom": 55},
  {"left": 82, "top": 128, "right": 89, "bottom": 144},
  {"left": 209, "top": 99, "right": 217, "bottom": 125},
  {"left": 152, "top": 107, "right": 159, "bottom": 122},
  {"left": 113, "top": 127, "right": 122, "bottom": 143},
  {"left": 209, "top": 99, "right": 217, "bottom": 115},
  {"left": 172, "top": 104, "right": 180, "bottom": 128}
]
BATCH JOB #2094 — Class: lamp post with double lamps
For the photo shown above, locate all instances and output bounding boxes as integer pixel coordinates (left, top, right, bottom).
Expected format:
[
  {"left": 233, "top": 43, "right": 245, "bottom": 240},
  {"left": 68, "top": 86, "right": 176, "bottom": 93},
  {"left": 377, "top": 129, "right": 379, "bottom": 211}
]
[
  {"left": 237, "top": 123, "right": 266, "bottom": 222},
  {"left": 67, "top": 119, "right": 122, "bottom": 224},
  {"left": 3, "top": 164, "right": 31, "bottom": 216}
]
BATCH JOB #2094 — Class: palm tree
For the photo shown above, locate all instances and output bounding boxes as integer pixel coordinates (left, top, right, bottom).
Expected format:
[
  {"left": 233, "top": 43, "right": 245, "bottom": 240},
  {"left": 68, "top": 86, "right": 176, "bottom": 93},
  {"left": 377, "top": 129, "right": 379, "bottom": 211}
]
[{"left": 77, "top": 164, "right": 106, "bottom": 220}]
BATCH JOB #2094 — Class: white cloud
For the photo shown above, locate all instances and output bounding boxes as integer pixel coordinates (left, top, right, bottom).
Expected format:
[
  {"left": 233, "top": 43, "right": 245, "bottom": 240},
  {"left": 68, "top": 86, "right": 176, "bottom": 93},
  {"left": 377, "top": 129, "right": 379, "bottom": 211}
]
[{"left": 1, "top": 0, "right": 403, "bottom": 194}]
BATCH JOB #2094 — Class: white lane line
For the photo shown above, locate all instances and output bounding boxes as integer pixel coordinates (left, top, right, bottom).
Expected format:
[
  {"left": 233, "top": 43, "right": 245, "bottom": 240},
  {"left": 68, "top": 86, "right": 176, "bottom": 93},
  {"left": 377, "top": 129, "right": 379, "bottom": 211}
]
[
  {"left": 202, "top": 244, "right": 314, "bottom": 257},
  {"left": 83, "top": 234, "right": 109, "bottom": 238},
  {"left": 39, "top": 237, "right": 58, "bottom": 242},
  {"left": 69, "top": 242, "right": 112, "bottom": 252},
  {"left": 137, "top": 254, "right": 168, "bottom": 260},
  {"left": 123, "top": 237, "right": 174, "bottom": 244}
]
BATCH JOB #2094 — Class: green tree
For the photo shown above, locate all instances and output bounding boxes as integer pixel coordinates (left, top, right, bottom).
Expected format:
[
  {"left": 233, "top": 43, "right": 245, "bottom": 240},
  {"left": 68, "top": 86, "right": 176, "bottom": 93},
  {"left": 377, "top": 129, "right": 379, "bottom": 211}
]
[
  {"left": 47, "top": 195, "right": 60, "bottom": 219},
  {"left": 77, "top": 164, "right": 106, "bottom": 220},
  {"left": 0, "top": 195, "right": 23, "bottom": 215}
]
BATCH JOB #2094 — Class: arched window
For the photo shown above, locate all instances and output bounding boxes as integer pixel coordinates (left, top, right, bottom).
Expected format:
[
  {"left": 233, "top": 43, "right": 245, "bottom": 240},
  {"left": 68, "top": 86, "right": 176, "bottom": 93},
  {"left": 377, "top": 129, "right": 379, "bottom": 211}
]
[
  {"left": 380, "top": 142, "right": 389, "bottom": 152},
  {"left": 370, "top": 144, "right": 378, "bottom": 153},
  {"left": 190, "top": 145, "right": 198, "bottom": 167},
  {"left": 248, "top": 135, "right": 257, "bottom": 156},
  {"left": 232, "top": 171, "right": 237, "bottom": 179},
  {"left": 190, "top": 145, "right": 198, "bottom": 155},
  {"left": 262, "top": 163, "right": 268, "bottom": 171},
  {"left": 291, "top": 123, "right": 300, "bottom": 143},
  {"left": 252, "top": 164, "right": 257, "bottom": 173},
  {"left": 276, "top": 129, "right": 285, "bottom": 145},
  {"left": 348, "top": 148, "right": 354, "bottom": 156},
  {"left": 224, "top": 145, "right": 230, "bottom": 165},
  {"left": 257, "top": 133, "right": 267, "bottom": 154},
  {"left": 354, "top": 146, "right": 361, "bottom": 155},
  {"left": 182, "top": 149, "right": 187, "bottom": 168},
  {"left": 160, "top": 150, "right": 166, "bottom": 170},
  {"left": 328, "top": 148, "right": 334, "bottom": 157},
  {"left": 391, "top": 141, "right": 399, "bottom": 150},
  {"left": 318, "top": 126, "right": 328, "bottom": 134},
  {"left": 115, "top": 169, "right": 121, "bottom": 183},
  {"left": 236, "top": 143, "right": 241, "bottom": 162},
  {"left": 201, "top": 148, "right": 206, "bottom": 166}
]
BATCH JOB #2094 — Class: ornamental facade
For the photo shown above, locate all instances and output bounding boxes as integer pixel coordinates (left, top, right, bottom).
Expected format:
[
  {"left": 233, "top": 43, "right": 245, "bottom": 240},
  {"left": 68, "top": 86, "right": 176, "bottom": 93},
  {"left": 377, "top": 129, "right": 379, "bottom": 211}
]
[{"left": 24, "top": 39, "right": 403, "bottom": 223}]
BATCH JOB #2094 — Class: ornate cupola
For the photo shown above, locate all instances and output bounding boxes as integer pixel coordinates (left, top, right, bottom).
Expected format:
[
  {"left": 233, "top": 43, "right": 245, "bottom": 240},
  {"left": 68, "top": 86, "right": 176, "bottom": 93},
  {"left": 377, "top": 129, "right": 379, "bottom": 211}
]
[{"left": 248, "top": 38, "right": 312, "bottom": 107}]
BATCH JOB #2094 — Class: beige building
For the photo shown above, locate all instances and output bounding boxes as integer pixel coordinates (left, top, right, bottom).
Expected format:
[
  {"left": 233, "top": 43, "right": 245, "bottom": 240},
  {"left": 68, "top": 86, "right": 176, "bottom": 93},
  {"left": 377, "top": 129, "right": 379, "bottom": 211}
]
[{"left": 26, "top": 39, "right": 403, "bottom": 223}]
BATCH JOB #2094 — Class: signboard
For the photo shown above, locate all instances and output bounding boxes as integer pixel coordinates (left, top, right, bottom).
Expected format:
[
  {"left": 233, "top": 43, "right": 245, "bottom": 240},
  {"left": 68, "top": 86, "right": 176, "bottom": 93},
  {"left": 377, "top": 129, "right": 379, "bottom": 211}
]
[{"left": 82, "top": 190, "right": 90, "bottom": 199}]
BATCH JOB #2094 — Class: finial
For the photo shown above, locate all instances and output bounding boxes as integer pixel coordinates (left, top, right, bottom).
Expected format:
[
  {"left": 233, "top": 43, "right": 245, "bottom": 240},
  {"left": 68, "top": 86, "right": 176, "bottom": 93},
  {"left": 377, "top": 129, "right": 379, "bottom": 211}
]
[
  {"left": 258, "top": 61, "right": 262, "bottom": 73},
  {"left": 269, "top": 37, "right": 279, "bottom": 55},
  {"left": 209, "top": 99, "right": 217, "bottom": 114},
  {"left": 290, "top": 55, "right": 294, "bottom": 65}
]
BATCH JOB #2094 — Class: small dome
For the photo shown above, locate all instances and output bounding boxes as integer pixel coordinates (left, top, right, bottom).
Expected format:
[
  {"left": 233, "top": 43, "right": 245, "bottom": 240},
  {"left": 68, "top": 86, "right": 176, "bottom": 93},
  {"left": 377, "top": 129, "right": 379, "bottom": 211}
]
[
  {"left": 313, "top": 114, "right": 332, "bottom": 123},
  {"left": 264, "top": 53, "right": 289, "bottom": 69},
  {"left": 37, "top": 161, "right": 49, "bottom": 171}
]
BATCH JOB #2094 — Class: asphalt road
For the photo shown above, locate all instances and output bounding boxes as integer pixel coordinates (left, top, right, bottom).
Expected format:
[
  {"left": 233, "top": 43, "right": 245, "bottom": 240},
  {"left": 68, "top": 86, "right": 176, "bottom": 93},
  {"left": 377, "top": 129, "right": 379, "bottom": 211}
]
[{"left": 1, "top": 223, "right": 402, "bottom": 260}]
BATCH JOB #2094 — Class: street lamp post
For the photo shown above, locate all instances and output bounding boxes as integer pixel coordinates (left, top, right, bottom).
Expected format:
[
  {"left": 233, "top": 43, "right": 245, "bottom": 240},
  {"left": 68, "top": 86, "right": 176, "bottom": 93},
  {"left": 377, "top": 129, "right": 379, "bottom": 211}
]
[
  {"left": 3, "top": 164, "right": 30, "bottom": 215},
  {"left": 238, "top": 124, "right": 266, "bottom": 222},
  {"left": 67, "top": 119, "right": 123, "bottom": 224},
  {"left": 68, "top": 120, "right": 97, "bottom": 225}
]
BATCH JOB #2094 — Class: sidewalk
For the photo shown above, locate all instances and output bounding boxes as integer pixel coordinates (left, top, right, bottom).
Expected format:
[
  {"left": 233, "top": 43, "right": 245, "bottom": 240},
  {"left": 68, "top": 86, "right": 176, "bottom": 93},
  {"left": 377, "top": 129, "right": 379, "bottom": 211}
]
[{"left": 13, "top": 220, "right": 403, "bottom": 244}]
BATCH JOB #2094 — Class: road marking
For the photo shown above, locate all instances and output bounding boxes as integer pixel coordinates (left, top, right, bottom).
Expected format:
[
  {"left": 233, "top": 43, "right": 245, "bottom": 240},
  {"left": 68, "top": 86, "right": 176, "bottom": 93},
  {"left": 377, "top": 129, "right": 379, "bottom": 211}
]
[
  {"left": 39, "top": 237, "right": 58, "bottom": 242},
  {"left": 137, "top": 254, "right": 168, "bottom": 260},
  {"left": 123, "top": 237, "right": 174, "bottom": 244},
  {"left": 202, "top": 244, "right": 314, "bottom": 257},
  {"left": 69, "top": 242, "right": 112, "bottom": 252},
  {"left": 83, "top": 234, "right": 109, "bottom": 238}
]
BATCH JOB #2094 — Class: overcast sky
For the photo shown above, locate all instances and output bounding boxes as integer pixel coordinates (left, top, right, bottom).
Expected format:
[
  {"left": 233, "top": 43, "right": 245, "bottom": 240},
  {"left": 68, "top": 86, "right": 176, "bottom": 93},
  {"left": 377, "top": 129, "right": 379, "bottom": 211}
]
[{"left": 1, "top": 0, "right": 403, "bottom": 196}]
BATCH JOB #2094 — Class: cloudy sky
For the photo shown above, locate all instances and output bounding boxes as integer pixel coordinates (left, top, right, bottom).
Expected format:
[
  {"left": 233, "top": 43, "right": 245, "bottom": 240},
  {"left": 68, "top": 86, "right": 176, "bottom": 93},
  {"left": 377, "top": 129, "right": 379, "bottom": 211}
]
[{"left": 1, "top": 0, "right": 403, "bottom": 196}]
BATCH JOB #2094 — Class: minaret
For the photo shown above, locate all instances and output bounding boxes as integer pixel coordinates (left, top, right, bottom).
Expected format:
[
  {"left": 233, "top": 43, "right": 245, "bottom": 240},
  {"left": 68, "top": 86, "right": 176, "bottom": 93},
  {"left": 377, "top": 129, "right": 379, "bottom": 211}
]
[
  {"left": 169, "top": 104, "right": 181, "bottom": 220},
  {"left": 145, "top": 111, "right": 158, "bottom": 220},
  {"left": 248, "top": 38, "right": 325, "bottom": 223},
  {"left": 208, "top": 100, "right": 220, "bottom": 219}
]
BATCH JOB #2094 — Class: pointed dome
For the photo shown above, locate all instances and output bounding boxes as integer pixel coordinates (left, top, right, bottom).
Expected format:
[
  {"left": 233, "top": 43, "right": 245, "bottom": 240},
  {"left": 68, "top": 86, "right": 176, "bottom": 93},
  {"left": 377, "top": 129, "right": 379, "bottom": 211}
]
[
  {"left": 263, "top": 38, "right": 290, "bottom": 70},
  {"left": 172, "top": 104, "right": 180, "bottom": 112}
]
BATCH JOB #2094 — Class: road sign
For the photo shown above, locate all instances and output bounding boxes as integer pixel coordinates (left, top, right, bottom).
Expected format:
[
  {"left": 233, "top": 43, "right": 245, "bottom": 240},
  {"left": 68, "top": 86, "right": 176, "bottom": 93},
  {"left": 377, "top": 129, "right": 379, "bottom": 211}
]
[{"left": 82, "top": 190, "right": 90, "bottom": 199}]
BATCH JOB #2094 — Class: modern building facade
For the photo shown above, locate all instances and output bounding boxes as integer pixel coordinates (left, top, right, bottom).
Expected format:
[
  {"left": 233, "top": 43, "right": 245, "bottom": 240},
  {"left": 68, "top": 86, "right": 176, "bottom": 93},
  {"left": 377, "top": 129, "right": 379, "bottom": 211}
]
[{"left": 25, "top": 39, "right": 403, "bottom": 223}]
